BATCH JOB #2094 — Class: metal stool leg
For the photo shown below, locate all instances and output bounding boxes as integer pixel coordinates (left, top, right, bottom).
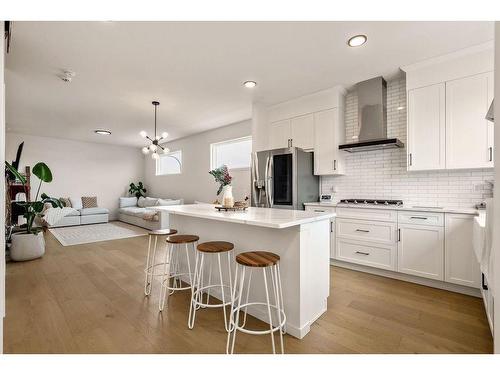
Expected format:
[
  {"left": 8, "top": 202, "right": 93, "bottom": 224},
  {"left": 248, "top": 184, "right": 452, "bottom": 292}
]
[
  {"left": 263, "top": 267, "right": 276, "bottom": 354},
  {"left": 159, "top": 242, "right": 172, "bottom": 311},
  {"left": 228, "top": 264, "right": 246, "bottom": 354},
  {"left": 217, "top": 253, "right": 230, "bottom": 331},
  {"left": 188, "top": 250, "right": 201, "bottom": 328},
  {"left": 144, "top": 234, "right": 153, "bottom": 295},
  {"left": 272, "top": 264, "right": 284, "bottom": 354}
]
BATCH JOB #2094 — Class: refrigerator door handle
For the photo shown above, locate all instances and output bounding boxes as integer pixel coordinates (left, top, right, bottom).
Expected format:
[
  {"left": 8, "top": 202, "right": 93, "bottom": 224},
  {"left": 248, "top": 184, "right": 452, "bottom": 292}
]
[
  {"left": 264, "top": 155, "right": 271, "bottom": 207},
  {"left": 251, "top": 152, "right": 259, "bottom": 205},
  {"left": 268, "top": 156, "right": 274, "bottom": 207}
]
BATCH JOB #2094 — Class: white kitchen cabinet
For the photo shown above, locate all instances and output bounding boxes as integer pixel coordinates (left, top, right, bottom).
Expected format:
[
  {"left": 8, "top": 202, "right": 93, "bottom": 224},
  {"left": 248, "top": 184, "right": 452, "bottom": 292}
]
[
  {"left": 407, "top": 83, "right": 446, "bottom": 171},
  {"left": 290, "top": 114, "right": 314, "bottom": 150},
  {"left": 444, "top": 213, "right": 480, "bottom": 288},
  {"left": 305, "top": 205, "right": 336, "bottom": 258},
  {"left": 313, "top": 108, "right": 345, "bottom": 175},
  {"left": 398, "top": 223, "right": 444, "bottom": 281},
  {"left": 445, "top": 72, "right": 494, "bottom": 169},
  {"left": 269, "top": 119, "right": 291, "bottom": 149}
]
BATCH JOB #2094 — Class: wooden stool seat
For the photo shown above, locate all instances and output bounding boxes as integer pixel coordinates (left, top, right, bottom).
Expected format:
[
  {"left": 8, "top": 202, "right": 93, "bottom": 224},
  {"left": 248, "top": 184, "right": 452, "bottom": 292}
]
[
  {"left": 197, "top": 241, "right": 234, "bottom": 253},
  {"left": 236, "top": 251, "right": 280, "bottom": 267},
  {"left": 166, "top": 234, "right": 199, "bottom": 244},
  {"left": 148, "top": 228, "right": 178, "bottom": 236}
]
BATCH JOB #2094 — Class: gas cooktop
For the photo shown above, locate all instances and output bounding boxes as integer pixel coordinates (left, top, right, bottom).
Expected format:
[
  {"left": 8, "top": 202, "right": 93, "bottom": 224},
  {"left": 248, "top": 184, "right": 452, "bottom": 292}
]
[{"left": 338, "top": 199, "right": 403, "bottom": 206}]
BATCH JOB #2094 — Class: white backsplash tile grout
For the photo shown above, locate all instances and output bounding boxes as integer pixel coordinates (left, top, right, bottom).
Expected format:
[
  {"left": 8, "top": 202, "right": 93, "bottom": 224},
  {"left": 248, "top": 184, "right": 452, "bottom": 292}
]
[{"left": 320, "top": 76, "right": 494, "bottom": 209}]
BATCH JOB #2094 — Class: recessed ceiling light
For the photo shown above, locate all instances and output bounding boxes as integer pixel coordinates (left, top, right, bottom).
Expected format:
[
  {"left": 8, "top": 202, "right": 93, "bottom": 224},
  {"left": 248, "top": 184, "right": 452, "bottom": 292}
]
[
  {"left": 243, "top": 81, "right": 257, "bottom": 88},
  {"left": 347, "top": 35, "right": 367, "bottom": 47},
  {"left": 94, "top": 130, "right": 111, "bottom": 135}
]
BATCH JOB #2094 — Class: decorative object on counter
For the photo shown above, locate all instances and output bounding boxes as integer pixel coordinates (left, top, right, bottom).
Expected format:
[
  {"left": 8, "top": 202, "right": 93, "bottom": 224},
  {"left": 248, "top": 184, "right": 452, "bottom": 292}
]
[
  {"left": 234, "top": 196, "right": 249, "bottom": 208},
  {"left": 214, "top": 205, "right": 247, "bottom": 212},
  {"left": 208, "top": 165, "right": 233, "bottom": 207},
  {"left": 5, "top": 161, "right": 62, "bottom": 261},
  {"left": 129, "top": 181, "right": 147, "bottom": 198}
]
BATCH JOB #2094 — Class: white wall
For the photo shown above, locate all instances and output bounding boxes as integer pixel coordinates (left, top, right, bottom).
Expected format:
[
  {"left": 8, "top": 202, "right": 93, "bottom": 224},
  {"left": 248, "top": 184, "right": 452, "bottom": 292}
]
[
  {"left": 144, "top": 120, "right": 251, "bottom": 204},
  {"left": 493, "top": 22, "right": 500, "bottom": 354},
  {"left": 321, "top": 76, "right": 494, "bottom": 208},
  {"left": 5, "top": 133, "right": 144, "bottom": 219}
]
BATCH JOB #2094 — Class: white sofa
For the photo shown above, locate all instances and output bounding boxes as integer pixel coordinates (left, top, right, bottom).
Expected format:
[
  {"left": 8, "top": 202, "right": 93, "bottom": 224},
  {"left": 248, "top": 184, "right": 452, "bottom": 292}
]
[
  {"left": 118, "top": 196, "right": 184, "bottom": 230},
  {"left": 46, "top": 207, "right": 110, "bottom": 228}
]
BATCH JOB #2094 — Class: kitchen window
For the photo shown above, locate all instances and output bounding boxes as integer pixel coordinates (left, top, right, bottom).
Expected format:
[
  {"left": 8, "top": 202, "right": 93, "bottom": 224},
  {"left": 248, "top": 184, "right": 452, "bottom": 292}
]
[
  {"left": 210, "top": 136, "right": 252, "bottom": 170},
  {"left": 156, "top": 150, "right": 182, "bottom": 176}
]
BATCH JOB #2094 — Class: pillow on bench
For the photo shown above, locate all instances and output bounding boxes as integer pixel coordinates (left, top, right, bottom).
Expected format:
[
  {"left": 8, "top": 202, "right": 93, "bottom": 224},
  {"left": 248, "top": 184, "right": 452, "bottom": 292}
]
[{"left": 119, "top": 196, "right": 138, "bottom": 208}]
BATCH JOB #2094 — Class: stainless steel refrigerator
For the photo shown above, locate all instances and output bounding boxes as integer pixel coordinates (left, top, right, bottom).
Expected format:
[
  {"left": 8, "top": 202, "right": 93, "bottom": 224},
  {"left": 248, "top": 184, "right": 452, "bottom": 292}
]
[{"left": 251, "top": 147, "right": 319, "bottom": 210}]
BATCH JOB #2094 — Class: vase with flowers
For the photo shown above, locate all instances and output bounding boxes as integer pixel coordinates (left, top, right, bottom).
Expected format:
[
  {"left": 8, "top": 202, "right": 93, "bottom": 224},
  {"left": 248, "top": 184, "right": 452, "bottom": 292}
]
[{"left": 209, "top": 165, "right": 234, "bottom": 207}]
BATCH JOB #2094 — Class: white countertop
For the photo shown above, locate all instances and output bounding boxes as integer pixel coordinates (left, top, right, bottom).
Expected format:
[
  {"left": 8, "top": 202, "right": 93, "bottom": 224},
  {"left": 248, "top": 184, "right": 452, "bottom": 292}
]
[
  {"left": 156, "top": 204, "right": 335, "bottom": 229},
  {"left": 304, "top": 202, "right": 479, "bottom": 215}
]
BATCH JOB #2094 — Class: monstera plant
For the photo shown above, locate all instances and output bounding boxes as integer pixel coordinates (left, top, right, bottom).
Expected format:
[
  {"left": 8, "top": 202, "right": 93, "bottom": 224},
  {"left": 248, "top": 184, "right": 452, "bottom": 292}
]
[
  {"left": 6, "top": 161, "right": 61, "bottom": 261},
  {"left": 129, "top": 181, "right": 147, "bottom": 198}
]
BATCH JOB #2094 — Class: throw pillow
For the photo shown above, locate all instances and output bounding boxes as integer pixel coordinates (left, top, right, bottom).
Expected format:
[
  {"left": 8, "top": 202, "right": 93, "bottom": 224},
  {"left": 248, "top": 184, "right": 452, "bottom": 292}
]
[
  {"left": 70, "top": 197, "right": 83, "bottom": 209},
  {"left": 137, "top": 196, "right": 146, "bottom": 208},
  {"left": 81, "top": 196, "right": 98, "bottom": 208},
  {"left": 59, "top": 197, "right": 72, "bottom": 207},
  {"left": 119, "top": 196, "right": 138, "bottom": 208},
  {"left": 144, "top": 197, "right": 159, "bottom": 207},
  {"left": 156, "top": 198, "right": 173, "bottom": 206}
]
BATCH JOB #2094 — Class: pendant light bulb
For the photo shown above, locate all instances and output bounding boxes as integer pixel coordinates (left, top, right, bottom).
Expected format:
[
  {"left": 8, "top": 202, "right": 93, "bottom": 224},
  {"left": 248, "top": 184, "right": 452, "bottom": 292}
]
[
  {"left": 161, "top": 132, "right": 168, "bottom": 139},
  {"left": 152, "top": 152, "right": 160, "bottom": 160},
  {"left": 141, "top": 146, "right": 149, "bottom": 154},
  {"left": 140, "top": 130, "right": 148, "bottom": 138}
]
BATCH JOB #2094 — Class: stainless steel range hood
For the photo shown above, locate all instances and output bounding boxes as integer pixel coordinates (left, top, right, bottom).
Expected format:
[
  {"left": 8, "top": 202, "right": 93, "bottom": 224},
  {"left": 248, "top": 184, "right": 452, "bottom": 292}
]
[{"left": 339, "top": 76, "right": 404, "bottom": 152}]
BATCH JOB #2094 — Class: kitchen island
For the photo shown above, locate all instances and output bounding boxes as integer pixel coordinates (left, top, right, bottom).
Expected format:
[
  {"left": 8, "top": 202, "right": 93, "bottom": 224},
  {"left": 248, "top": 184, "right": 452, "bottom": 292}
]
[{"left": 155, "top": 204, "right": 335, "bottom": 339}]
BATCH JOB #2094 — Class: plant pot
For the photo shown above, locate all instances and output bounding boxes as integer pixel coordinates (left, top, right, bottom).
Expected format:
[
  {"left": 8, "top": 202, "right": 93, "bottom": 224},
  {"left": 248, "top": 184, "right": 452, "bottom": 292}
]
[
  {"left": 221, "top": 185, "right": 235, "bottom": 208},
  {"left": 10, "top": 231, "right": 45, "bottom": 262}
]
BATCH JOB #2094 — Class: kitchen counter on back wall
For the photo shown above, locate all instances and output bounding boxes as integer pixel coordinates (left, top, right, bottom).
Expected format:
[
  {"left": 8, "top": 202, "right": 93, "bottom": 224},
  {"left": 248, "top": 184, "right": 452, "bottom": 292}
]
[{"left": 304, "top": 202, "right": 480, "bottom": 215}]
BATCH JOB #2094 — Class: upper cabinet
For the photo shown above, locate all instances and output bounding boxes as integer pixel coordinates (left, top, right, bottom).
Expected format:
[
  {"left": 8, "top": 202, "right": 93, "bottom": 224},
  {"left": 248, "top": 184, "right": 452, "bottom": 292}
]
[
  {"left": 407, "top": 83, "right": 446, "bottom": 171},
  {"left": 264, "top": 86, "right": 346, "bottom": 175},
  {"left": 313, "top": 108, "right": 345, "bottom": 175},
  {"left": 445, "top": 72, "right": 494, "bottom": 169},
  {"left": 402, "top": 42, "right": 494, "bottom": 171}
]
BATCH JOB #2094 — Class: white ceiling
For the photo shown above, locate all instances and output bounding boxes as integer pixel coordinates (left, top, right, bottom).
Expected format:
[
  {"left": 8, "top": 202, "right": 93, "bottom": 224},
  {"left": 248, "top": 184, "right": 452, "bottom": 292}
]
[{"left": 5, "top": 21, "right": 494, "bottom": 147}]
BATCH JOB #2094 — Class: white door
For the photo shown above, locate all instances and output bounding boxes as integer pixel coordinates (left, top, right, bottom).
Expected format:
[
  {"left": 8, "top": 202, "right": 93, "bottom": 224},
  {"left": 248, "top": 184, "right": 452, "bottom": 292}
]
[
  {"left": 407, "top": 83, "right": 446, "bottom": 171},
  {"left": 445, "top": 214, "right": 480, "bottom": 288},
  {"left": 290, "top": 114, "right": 314, "bottom": 150},
  {"left": 446, "top": 72, "right": 494, "bottom": 169},
  {"left": 313, "top": 108, "right": 337, "bottom": 175},
  {"left": 398, "top": 224, "right": 444, "bottom": 280},
  {"left": 269, "top": 119, "right": 291, "bottom": 150}
]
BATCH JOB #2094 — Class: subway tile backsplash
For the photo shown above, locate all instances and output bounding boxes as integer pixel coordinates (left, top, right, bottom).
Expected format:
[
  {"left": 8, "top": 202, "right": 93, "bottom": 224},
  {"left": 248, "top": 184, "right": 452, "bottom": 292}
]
[{"left": 321, "top": 76, "right": 494, "bottom": 208}]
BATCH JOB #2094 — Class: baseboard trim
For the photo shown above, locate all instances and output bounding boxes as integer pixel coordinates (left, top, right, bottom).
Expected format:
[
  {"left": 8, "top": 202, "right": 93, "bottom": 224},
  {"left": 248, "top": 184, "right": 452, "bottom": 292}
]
[{"left": 330, "top": 259, "right": 482, "bottom": 298}]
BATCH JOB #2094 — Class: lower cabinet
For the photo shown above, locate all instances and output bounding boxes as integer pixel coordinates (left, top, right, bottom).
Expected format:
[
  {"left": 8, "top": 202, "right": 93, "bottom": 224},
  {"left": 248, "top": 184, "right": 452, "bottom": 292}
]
[
  {"left": 398, "top": 223, "right": 444, "bottom": 281},
  {"left": 336, "top": 237, "right": 396, "bottom": 271},
  {"left": 444, "top": 213, "right": 480, "bottom": 288}
]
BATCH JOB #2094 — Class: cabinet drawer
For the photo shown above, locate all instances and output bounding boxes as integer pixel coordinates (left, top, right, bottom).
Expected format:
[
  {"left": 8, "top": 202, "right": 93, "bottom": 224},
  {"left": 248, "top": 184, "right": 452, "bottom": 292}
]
[
  {"left": 305, "top": 206, "right": 336, "bottom": 214},
  {"left": 336, "top": 218, "right": 396, "bottom": 245},
  {"left": 336, "top": 207, "right": 397, "bottom": 222},
  {"left": 398, "top": 211, "right": 444, "bottom": 226},
  {"left": 336, "top": 238, "right": 396, "bottom": 271}
]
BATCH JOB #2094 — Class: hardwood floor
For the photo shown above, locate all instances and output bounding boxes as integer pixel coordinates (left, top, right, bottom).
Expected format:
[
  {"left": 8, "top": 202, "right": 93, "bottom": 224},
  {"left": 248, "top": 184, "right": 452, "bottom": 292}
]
[{"left": 4, "top": 231, "right": 493, "bottom": 353}]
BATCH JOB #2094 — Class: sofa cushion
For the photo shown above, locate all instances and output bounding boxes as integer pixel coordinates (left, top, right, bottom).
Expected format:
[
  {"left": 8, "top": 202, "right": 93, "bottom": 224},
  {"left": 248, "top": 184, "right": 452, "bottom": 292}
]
[
  {"left": 66, "top": 209, "right": 81, "bottom": 217},
  {"left": 119, "top": 196, "right": 138, "bottom": 208},
  {"left": 156, "top": 199, "right": 183, "bottom": 206},
  {"left": 119, "top": 207, "right": 148, "bottom": 218},
  {"left": 59, "top": 197, "right": 72, "bottom": 207},
  {"left": 80, "top": 207, "right": 109, "bottom": 216},
  {"left": 82, "top": 196, "right": 98, "bottom": 208}
]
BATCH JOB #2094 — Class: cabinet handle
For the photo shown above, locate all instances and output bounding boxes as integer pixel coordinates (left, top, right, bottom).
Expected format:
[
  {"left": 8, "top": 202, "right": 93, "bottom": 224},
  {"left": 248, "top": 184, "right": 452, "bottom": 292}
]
[
  {"left": 333, "top": 160, "right": 337, "bottom": 171},
  {"left": 355, "top": 251, "right": 370, "bottom": 256},
  {"left": 398, "top": 228, "right": 401, "bottom": 242},
  {"left": 330, "top": 221, "right": 334, "bottom": 233},
  {"left": 489, "top": 147, "right": 493, "bottom": 162},
  {"left": 314, "top": 209, "right": 326, "bottom": 212},
  {"left": 410, "top": 216, "right": 428, "bottom": 220},
  {"left": 290, "top": 139, "right": 293, "bottom": 148},
  {"left": 409, "top": 153, "right": 412, "bottom": 166},
  {"left": 355, "top": 229, "right": 370, "bottom": 233}
]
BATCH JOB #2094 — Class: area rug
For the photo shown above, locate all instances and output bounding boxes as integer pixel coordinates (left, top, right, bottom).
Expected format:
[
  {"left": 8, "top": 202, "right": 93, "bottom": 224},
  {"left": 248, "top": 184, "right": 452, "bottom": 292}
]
[{"left": 49, "top": 221, "right": 148, "bottom": 246}]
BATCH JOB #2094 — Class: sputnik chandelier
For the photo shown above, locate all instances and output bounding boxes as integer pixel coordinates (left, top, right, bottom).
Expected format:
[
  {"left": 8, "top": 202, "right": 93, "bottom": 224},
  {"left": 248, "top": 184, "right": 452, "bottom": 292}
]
[{"left": 140, "top": 101, "right": 170, "bottom": 159}]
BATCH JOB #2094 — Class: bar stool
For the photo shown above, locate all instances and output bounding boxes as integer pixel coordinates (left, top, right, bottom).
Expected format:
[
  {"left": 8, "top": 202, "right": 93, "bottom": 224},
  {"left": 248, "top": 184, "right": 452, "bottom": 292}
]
[
  {"left": 227, "top": 251, "right": 286, "bottom": 354},
  {"left": 143, "top": 229, "right": 178, "bottom": 296},
  {"left": 159, "top": 234, "right": 199, "bottom": 311},
  {"left": 188, "top": 241, "right": 234, "bottom": 331}
]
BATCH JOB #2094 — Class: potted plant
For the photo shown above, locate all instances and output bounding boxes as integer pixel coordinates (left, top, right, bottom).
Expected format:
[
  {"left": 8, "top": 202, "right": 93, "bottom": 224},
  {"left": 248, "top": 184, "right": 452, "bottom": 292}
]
[
  {"left": 129, "top": 181, "right": 147, "bottom": 198},
  {"left": 209, "top": 165, "right": 234, "bottom": 207},
  {"left": 5, "top": 161, "right": 62, "bottom": 261}
]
